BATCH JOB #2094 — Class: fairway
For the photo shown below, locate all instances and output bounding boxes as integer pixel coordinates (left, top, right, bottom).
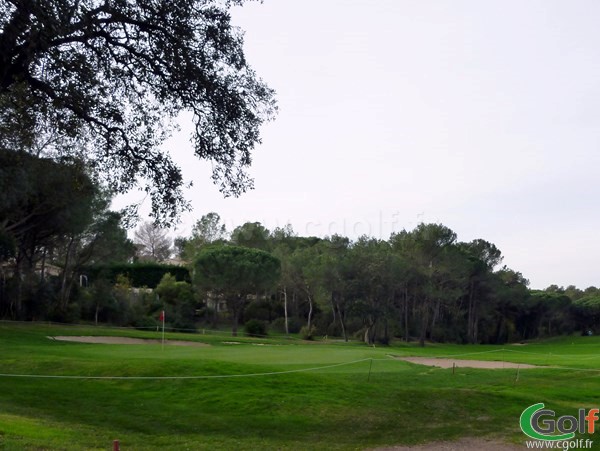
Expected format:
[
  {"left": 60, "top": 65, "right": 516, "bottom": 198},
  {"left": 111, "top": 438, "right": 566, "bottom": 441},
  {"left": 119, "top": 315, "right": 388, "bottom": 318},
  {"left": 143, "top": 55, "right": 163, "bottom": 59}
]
[{"left": 1, "top": 323, "right": 600, "bottom": 450}]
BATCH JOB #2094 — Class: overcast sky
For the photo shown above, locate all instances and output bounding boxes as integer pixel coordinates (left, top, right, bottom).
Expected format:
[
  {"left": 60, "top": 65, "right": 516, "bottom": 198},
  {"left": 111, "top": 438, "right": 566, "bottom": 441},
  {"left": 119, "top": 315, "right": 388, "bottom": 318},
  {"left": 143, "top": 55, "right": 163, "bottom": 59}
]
[{"left": 117, "top": 0, "right": 600, "bottom": 289}]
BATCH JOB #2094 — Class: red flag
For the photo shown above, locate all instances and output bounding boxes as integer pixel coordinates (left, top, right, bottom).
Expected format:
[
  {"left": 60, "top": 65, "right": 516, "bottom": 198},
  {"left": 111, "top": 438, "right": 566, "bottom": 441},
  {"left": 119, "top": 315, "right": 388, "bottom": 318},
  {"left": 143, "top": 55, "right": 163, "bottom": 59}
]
[{"left": 159, "top": 310, "right": 165, "bottom": 322}]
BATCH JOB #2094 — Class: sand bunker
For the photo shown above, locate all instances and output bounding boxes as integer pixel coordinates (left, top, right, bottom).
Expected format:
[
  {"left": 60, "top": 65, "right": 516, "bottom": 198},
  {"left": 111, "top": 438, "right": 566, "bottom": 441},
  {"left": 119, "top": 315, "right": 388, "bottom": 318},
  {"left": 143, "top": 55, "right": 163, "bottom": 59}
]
[
  {"left": 51, "top": 336, "right": 209, "bottom": 347},
  {"left": 397, "top": 357, "right": 539, "bottom": 369}
]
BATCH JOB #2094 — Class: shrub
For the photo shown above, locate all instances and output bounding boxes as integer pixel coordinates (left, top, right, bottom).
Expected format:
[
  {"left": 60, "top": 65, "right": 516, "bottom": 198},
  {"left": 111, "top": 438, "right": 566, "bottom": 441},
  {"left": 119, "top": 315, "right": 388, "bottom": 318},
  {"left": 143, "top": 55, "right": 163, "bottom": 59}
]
[
  {"left": 244, "top": 319, "right": 267, "bottom": 337},
  {"left": 155, "top": 274, "right": 194, "bottom": 305},
  {"left": 270, "top": 317, "right": 286, "bottom": 333},
  {"left": 271, "top": 317, "right": 302, "bottom": 334},
  {"left": 300, "top": 325, "right": 316, "bottom": 340},
  {"left": 270, "top": 317, "right": 302, "bottom": 334},
  {"left": 243, "top": 298, "right": 274, "bottom": 322}
]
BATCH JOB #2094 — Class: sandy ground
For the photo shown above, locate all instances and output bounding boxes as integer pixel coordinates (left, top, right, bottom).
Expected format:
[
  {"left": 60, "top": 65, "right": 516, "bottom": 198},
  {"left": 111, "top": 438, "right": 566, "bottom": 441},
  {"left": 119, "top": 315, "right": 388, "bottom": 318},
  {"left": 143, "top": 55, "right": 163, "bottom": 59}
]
[
  {"left": 396, "top": 357, "right": 539, "bottom": 369},
  {"left": 373, "top": 437, "right": 527, "bottom": 450},
  {"left": 50, "top": 336, "right": 209, "bottom": 347}
]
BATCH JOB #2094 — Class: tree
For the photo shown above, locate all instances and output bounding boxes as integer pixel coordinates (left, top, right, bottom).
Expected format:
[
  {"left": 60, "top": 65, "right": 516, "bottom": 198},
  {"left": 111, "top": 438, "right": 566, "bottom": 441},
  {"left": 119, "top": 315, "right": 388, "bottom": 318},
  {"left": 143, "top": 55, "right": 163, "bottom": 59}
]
[
  {"left": 155, "top": 273, "right": 196, "bottom": 330},
  {"left": 134, "top": 222, "right": 171, "bottom": 262},
  {"left": 572, "top": 295, "right": 600, "bottom": 334},
  {"left": 485, "top": 267, "right": 530, "bottom": 343},
  {"left": 231, "top": 222, "right": 270, "bottom": 250},
  {"left": 51, "top": 192, "right": 136, "bottom": 312},
  {"left": 191, "top": 213, "right": 228, "bottom": 244},
  {"left": 459, "top": 239, "right": 503, "bottom": 344},
  {"left": 194, "top": 245, "right": 280, "bottom": 336},
  {"left": 345, "top": 237, "right": 395, "bottom": 345},
  {"left": 526, "top": 291, "right": 573, "bottom": 337},
  {"left": 405, "top": 223, "right": 458, "bottom": 346},
  {"left": 0, "top": 151, "right": 97, "bottom": 257},
  {"left": 177, "top": 212, "right": 228, "bottom": 260},
  {"left": 319, "top": 235, "right": 352, "bottom": 341},
  {"left": 270, "top": 225, "right": 297, "bottom": 335},
  {"left": 289, "top": 245, "right": 322, "bottom": 331},
  {"left": 0, "top": 150, "right": 98, "bottom": 318},
  {"left": 0, "top": 0, "right": 277, "bottom": 223}
]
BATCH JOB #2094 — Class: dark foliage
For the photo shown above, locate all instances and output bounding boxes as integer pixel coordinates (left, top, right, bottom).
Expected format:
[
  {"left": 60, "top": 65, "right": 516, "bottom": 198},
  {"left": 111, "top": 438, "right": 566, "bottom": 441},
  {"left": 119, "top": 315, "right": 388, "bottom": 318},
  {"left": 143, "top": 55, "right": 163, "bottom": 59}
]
[
  {"left": 84, "top": 263, "right": 190, "bottom": 288},
  {"left": 244, "top": 319, "right": 266, "bottom": 338},
  {"left": 0, "top": 0, "right": 277, "bottom": 223}
]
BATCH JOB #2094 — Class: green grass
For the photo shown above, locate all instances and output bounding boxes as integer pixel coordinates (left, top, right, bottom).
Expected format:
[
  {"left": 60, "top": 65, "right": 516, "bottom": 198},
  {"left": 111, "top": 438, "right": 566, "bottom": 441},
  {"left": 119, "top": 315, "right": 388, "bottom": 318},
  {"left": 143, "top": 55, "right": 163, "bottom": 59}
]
[{"left": 1, "top": 322, "right": 600, "bottom": 450}]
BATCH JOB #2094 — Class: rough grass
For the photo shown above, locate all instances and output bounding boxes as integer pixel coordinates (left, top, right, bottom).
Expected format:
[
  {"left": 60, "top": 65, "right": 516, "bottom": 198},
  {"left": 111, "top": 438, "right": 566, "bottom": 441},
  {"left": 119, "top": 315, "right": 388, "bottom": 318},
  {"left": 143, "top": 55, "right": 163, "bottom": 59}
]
[{"left": 1, "top": 322, "right": 599, "bottom": 450}]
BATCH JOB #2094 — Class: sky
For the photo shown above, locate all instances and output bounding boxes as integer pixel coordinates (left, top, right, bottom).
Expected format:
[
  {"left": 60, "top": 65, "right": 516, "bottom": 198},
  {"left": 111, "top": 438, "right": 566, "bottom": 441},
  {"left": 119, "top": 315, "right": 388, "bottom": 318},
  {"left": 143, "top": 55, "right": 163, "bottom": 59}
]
[{"left": 116, "top": 0, "right": 600, "bottom": 290}]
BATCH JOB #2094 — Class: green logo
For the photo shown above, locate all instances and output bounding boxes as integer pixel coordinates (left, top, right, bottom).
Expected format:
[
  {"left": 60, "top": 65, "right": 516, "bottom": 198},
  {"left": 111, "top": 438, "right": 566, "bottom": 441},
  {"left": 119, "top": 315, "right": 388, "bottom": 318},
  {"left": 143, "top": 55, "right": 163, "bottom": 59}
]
[
  {"left": 520, "top": 403, "right": 575, "bottom": 441},
  {"left": 520, "top": 403, "right": 600, "bottom": 441}
]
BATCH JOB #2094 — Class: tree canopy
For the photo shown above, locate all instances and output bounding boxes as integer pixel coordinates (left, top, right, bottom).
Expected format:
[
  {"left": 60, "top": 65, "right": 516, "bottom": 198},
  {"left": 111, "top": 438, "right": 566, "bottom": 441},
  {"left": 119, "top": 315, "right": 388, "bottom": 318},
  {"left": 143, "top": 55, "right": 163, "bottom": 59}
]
[
  {"left": 0, "top": 0, "right": 277, "bottom": 223},
  {"left": 175, "top": 212, "right": 228, "bottom": 260},
  {"left": 0, "top": 149, "right": 98, "bottom": 267},
  {"left": 134, "top": 221, "right": 172, "bottom": 262},
  {"left": 194, "top": 244, "right": 280, "bottom": 335}
]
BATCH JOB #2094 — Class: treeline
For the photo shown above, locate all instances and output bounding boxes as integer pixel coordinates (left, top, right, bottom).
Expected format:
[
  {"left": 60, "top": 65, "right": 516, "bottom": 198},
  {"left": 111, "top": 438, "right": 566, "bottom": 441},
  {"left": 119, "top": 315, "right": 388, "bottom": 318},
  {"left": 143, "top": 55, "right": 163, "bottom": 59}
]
[
  {"left": 176, "top": 214, "right": 599, "bottom": 345},
  {"left": 2, "top": 164, "right": 599, "bottom": 345}
]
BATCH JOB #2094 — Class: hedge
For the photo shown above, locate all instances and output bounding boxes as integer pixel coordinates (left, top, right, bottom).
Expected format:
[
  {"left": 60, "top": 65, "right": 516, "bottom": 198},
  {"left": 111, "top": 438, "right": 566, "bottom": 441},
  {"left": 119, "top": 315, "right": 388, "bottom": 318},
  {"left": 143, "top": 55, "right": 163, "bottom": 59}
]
[{"left": 82, "top": 263, "right": 190, "bottom": 288}]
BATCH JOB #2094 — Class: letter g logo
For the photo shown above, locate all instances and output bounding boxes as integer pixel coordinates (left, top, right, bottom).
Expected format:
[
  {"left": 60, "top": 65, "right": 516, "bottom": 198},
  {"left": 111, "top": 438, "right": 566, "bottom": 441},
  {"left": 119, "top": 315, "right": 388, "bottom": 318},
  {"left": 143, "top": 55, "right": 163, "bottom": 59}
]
[{"left": 520, "top": 403, "right": 575, "bottom": 441}]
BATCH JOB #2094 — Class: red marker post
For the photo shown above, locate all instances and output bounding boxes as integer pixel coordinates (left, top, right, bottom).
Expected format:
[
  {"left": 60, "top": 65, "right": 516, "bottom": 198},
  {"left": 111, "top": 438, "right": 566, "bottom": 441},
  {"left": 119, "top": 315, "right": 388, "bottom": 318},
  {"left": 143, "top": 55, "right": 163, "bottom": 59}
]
[{"left": 159, "top": 310, "right": 165, "bottom": 350}]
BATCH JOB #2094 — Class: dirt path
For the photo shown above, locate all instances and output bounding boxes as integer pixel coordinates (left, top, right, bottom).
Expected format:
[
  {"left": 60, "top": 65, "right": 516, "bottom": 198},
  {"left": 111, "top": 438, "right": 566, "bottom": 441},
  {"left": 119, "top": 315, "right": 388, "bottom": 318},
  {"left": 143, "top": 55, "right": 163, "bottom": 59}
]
[
  {"left": 374, "top": 437, "right": 527, "bottom": 450},
  {"left": 396, "top": 356, "right": 539, "bottom": 369},
  {"left": 50, "top": 336, "right": 210, "bottom": 347}
]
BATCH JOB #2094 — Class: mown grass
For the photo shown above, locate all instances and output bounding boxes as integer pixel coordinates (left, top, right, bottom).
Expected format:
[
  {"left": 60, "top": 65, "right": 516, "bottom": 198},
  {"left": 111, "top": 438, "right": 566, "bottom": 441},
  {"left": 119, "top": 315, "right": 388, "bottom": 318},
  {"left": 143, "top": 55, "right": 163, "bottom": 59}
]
[{"left": 1, "top": 322, "right": 600, "bottom": 450}]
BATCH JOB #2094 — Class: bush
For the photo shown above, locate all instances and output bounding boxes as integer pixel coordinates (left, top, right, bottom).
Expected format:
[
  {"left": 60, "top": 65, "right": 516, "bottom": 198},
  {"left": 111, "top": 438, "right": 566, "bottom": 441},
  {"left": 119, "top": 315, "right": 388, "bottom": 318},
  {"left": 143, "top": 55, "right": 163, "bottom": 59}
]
[
  {"left": 270, "top": 317, "right": 302, "bottom": 334},
  {"left": 133, "top": 316, "right": 160, "bottom": 331},
  {"left": 243, "top": 298, "right": 275, "bottom": 322},
  {"left": 244, "top": 319, "right": 267, "bottom": 337},
  {"left": 155, "top": 274, "right": 194, "bottom": 304},
  {"left": 300, "top": 325, "right": 316, "bottom": 340}
]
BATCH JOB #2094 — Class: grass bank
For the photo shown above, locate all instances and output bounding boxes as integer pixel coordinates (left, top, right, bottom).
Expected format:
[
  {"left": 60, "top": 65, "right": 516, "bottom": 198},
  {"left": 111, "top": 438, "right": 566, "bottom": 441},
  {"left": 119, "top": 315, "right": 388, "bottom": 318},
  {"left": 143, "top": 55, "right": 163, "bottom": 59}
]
[{"left": 1, "top": 323, "right": 599, "bottom": 450}]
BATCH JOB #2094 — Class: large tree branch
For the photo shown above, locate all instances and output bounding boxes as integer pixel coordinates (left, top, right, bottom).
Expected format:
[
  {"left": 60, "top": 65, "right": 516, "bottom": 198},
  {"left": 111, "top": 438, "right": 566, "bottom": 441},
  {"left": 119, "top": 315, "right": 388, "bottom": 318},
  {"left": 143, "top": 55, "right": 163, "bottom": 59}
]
[{"left": 0, "top": 0, "right": 35, "bottom": 89}]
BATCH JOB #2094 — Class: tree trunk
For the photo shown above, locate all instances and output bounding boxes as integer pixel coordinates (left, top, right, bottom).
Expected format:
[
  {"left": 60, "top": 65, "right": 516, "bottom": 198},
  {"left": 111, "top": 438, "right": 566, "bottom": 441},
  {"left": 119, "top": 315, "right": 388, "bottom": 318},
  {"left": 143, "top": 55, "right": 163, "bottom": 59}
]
[
  {"left": 209, "top": 293, "right": 219, "bottom": 327},
  {"left": 383, "top": 317, "right": 389, "bottom": 344},
  {"left": 430, "top": 298, "right": 441, "bottom": 341},
  {"left": 292, "top": 291, "right": 297, "bottom": 317},
  {"left": 231, "top": 296, "right": 242, "bottom": 337},
  {"left": 40, "top": 247, "right": 47, "bottom": 282},
  {"left": 404, "top": 287, "right": 409, "bottom": 342},
  {"left": 0, "top": 268, "right": 6, "bottom": 317},
  {"left": 336, "top": 301, "right": 348, "bottom": 342},
  {"left": 418, "top": 300, "right": 430, "bottom": 347},
  {"left": 467, "top": 279, "right": 474, "bottom": 343},
  {"left": 306, "top": 287, "right": 313, "bottom": 330},
  {"left": 212, "top": 298, "right": 218, "bottom": 328},
  {"left": 364, "top": 316, "right": 376, "bottom": 345},
  {"left": 282, "top": 286, "right": 289, "bottom": 335},
  {"left": 330, "top": 292, "right": 336, "bottom": 330},
  {"left": 473, "top": 308, "right": 479, "bottom": 343},
  {"left": 59, "top": 236, "right": 76, "bottom": 310},
  {"left": 12, "top": 253, "right": 24, "bottom": 319},
  {"left": 232, "top": 307, "right": 239, "bottom": 337},
  {"left": 495, "top": 316, "right": 504, "bottom": 344}
]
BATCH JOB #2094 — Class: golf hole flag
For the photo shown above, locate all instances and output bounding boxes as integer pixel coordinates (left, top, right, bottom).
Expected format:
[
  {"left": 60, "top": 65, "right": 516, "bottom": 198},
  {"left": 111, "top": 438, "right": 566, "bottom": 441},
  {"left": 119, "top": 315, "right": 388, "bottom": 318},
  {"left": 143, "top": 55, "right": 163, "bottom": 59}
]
[{"left": 159, "top": 310, "right": 166, "bottom": 349}]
